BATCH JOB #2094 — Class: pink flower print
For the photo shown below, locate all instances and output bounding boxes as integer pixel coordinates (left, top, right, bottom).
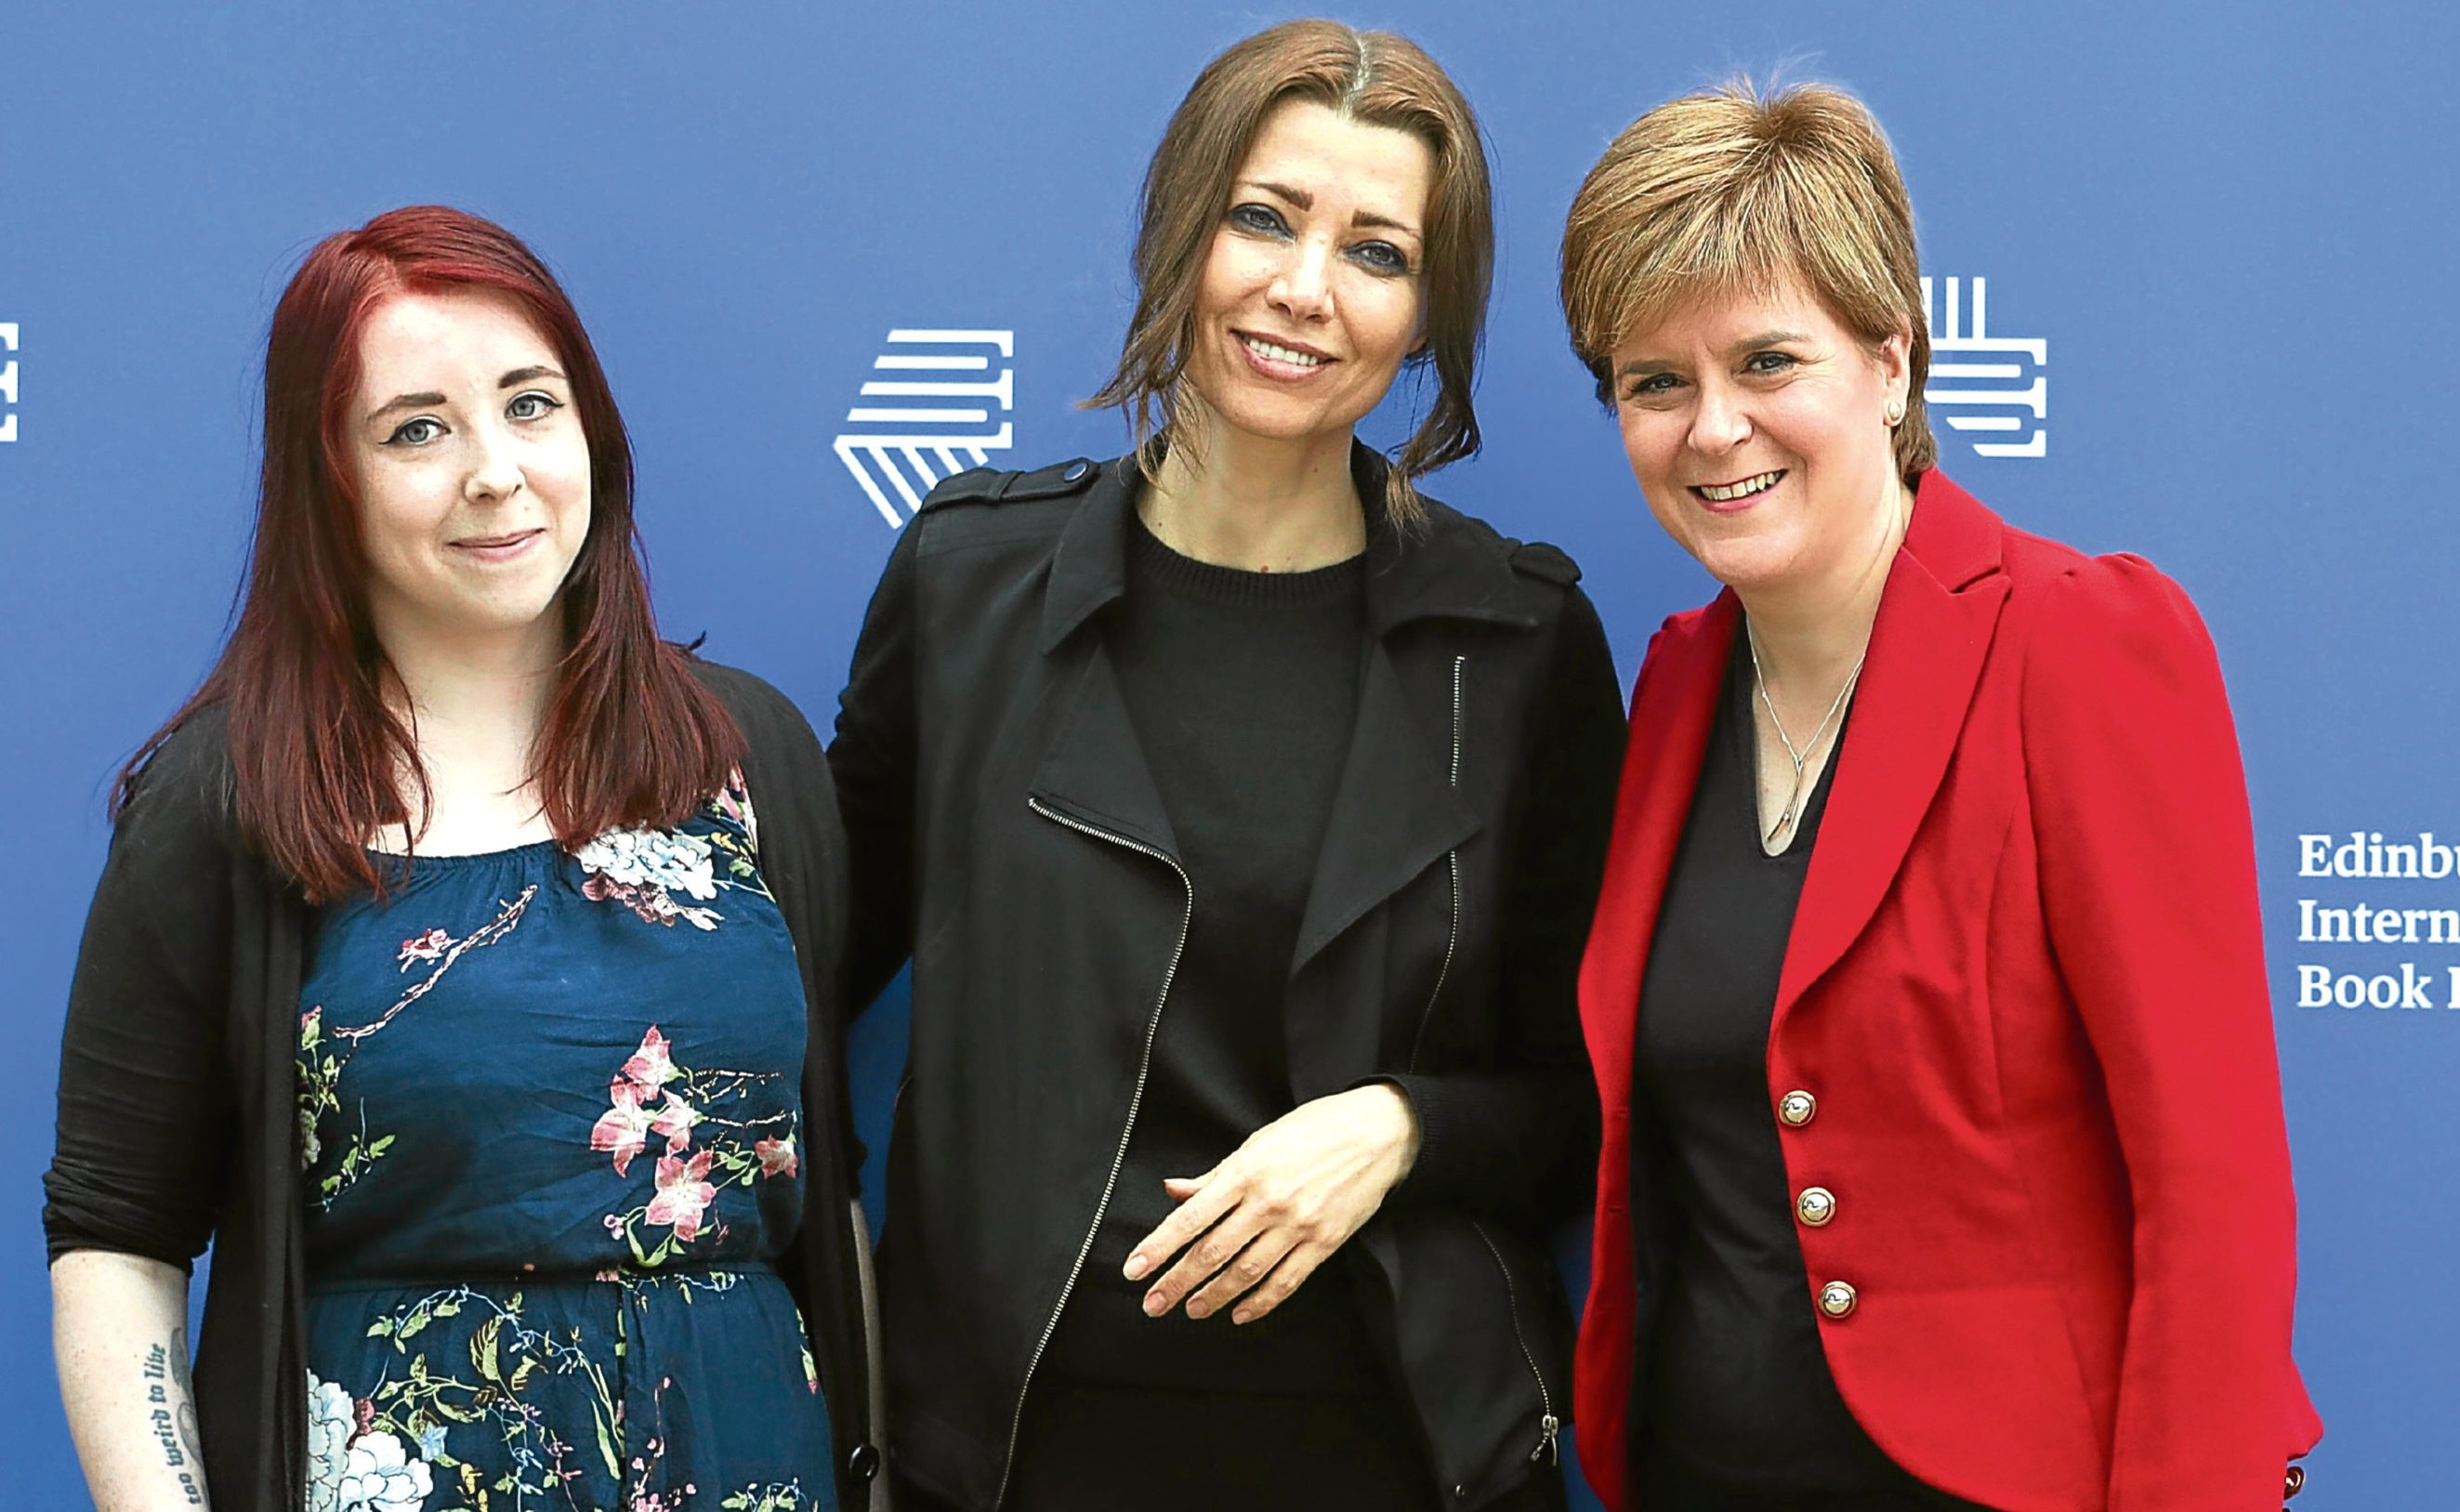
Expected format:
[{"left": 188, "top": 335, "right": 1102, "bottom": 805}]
[
  {"left": 621, "top": 1027, "right": 679, "bottom": 1093},
  {"left": 397, "top": 927, "right": 451, "bottom": 971},
  {"left": 646, "top": 1150, "right": 717, "bottom": 1242},
  {"left": 590, "top": 1078, "right": 656, "bottom": 1177},
  {"left": 650, "top": 1093, "right": 697, "bottom": 1153},
  {"left": 756, "top": 1136, "right": 799, "bottom": 1179}
]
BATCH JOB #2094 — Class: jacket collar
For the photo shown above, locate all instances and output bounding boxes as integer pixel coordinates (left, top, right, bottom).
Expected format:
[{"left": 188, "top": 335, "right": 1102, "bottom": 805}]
[
  {"left": 1036, "top": 441, "right": 1536, "bottom": 654},
  {"left": 1769, "top": 470, "right": 2010, "bottom": 1021},
  {"left": 1582, "top": 471, "right": 2013, "bottom": 1111}
]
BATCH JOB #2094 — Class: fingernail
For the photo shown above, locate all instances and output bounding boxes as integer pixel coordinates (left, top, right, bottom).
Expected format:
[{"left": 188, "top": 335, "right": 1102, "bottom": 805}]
[
  {"left": 1231, "top": 1308, "right": 1254, "bottom": 1326},
  {"left": 1124, "top": 1256, "right": 1150, "bottom": 1281},
  {"left": 1143, "top": 1292, "right": 1167, "bottom": 1317},
  {"left": 1185, "top": 1300, "right": 1210, "bottom": 1320}
]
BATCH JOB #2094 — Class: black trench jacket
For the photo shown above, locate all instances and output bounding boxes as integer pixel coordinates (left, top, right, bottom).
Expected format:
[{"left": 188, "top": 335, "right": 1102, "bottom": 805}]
[
  {"left": 829, "top": 449, "right": 1625, "bottom": 1510},
  {"left": 43, "top": 663, "right": 883, "bottom": 1511}
]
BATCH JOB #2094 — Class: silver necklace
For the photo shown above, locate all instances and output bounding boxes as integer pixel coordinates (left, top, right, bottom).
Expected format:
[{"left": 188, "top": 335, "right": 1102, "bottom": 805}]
[{"left": 1746, "top": 622, "right": 1864, "bottom": 848}]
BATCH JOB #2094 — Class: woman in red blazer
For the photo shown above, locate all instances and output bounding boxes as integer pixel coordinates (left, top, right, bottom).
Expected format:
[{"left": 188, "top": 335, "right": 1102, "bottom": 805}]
[{"left": 1554, "top": 83, "right": 2321, "bottom": 1511}]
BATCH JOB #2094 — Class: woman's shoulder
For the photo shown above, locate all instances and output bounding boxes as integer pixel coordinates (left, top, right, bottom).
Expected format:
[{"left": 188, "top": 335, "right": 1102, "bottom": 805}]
[
  {"left": 95, "top": 704, "right": 255, "bottom": 911},
  {"left": 1992, "top": 525, "right": 2227, "bottom": 723},
  {"left": 115, "top": 705, "right": 241, "bottom": 842},
  {"left": 1402, "top": 490, "right": 1605, "bottom": 649},
  {"left": 1997, "top": 523, "right": 2211, "bottom": 655},
  {"left": 685, "top": 657, "right": 822, "bottom": 759},
  {"left": 910, "top": 454, "right": 1105, "bottom": 536}
]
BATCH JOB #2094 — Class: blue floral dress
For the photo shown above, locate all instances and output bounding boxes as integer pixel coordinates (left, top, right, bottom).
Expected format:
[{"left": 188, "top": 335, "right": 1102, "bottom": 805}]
[{"left": 295, "top": 778, "right": 834, "bottom": 1512}]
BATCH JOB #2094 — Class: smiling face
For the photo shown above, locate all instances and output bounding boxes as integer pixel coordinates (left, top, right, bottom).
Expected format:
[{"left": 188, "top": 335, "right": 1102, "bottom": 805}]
[
  {"left": 344, "top": 286, "right": 591, "bottom": 657},
  {"left": 1179, "top": 98, "right": 1435, "bottom": 454},
  {"left": 1609, "top": 272, "right": 1912, "bottom": 595}
]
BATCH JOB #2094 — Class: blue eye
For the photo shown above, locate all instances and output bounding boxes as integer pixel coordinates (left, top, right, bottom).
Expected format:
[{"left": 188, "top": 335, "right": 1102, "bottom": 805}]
[
  {"left": 1622, "top": 373, "right": 1678, "bottom": 401},
  {"left": 386, "top": 416, "right": 444, "bottom": 446},
  {"left": 1350, "top": 241, "right": 1411, "bottom": 275},
  {"left": 1230, "top": 203, "right": 1290, "bottom": 236},
  {"left": 1745, "top": 350, "right": 1797, "bottom": 375},
  {"left": 507, "top": 390, "right": 563, "bottom": 422}
]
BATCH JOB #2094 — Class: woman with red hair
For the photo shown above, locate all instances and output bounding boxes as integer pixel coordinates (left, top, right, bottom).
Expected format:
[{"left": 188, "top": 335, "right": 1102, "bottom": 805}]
[{"left": 45, "top": 206, "right": 878, "bottom": 1510}]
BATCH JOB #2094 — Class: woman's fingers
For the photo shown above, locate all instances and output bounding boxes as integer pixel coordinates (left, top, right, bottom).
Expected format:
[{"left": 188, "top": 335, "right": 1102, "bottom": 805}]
[
  {"left": 1230, "top": 1239, "right": 1332, "bottom": 1326},
  {"left": 1139, "top": 1190, "right": 1264, "bottom": 1315},
  {"left": 1184, "top": 1229, "right": 1299, "bottom": 1321},
  {"left": 1125, "top": 1166, "right": 1239, "bottom": 1283}
]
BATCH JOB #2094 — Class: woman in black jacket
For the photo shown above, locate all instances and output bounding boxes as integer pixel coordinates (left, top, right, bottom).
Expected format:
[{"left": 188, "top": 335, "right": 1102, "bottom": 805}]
[
  {"left": 829, "top": 20, "right": 1624, "bottom": 1511},
  {"left": 46, "top": 206, "right": 879, "bottom": 1511}
]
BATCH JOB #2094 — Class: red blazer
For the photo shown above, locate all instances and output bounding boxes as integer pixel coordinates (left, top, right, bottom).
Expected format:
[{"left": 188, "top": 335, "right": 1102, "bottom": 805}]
[{"left": 1573, "top": 473, "right": 2321, "bottom": 1511}]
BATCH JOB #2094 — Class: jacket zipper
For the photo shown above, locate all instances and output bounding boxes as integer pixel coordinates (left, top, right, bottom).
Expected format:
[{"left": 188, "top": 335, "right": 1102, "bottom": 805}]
[
  {"left": 1471, "top": 1218, "right": 1561, "bottom": 1466},
  {"left": 1410, "top": 654, "right": 1559, "bottom": 1472},
  {"left": 1407, "top": 655, "right": 1467, "bottom": 1071},
  {"left": 998, "top": 796, "right": 1195, "bottom": 1508}
]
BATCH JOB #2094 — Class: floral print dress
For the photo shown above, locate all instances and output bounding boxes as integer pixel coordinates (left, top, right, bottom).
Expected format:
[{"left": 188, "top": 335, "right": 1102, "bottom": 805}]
[{"left": 296, "top": 780, "right": 833, "bottom": 1512}]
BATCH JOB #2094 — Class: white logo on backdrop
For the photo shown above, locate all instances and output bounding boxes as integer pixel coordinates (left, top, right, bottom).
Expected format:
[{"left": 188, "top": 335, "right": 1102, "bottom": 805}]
[
  {"left": 834, "top": 328, "right": 1016, "bottom": 528},
  {"left": 1921, "top": 278, "right": 2044, "bottom": 459},
  {"left": 0, "top": 323, "right": 19, "bottom": 443}
]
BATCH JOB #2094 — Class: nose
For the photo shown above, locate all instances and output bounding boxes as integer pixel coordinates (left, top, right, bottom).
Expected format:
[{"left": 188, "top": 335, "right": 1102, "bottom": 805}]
[
  {"left": 1687, "top": 376, "right": 1752, "bottom": 456},
  {"left": 463, "top": 418, "right": 526, "bottom": 506},
  {"left": 1268, "top": 235, "right": 1335, "bottom": 323}
]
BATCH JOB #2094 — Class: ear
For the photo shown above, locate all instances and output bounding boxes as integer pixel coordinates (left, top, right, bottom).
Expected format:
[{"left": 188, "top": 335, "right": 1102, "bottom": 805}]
[{"left": 1875, "top": 322, "right": 1914, "bottom": 403}]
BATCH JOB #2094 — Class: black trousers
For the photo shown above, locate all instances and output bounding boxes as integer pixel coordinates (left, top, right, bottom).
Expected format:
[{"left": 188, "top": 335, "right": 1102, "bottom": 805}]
[
  {"left": 895, "top": 1378, "right": 1564, "bottom": 1512},
  {"left": 1637, "top": 1441, "right": 1990, "bottom": 1512}
]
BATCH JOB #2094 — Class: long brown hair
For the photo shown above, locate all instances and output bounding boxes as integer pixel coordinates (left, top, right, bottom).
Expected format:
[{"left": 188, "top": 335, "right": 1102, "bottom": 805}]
[
  {"left": 119, "top": 205, "right": 742, "bottom": 901},
  {"left": 1086, "top": 19, "right": 1493, "bottom": 523}
]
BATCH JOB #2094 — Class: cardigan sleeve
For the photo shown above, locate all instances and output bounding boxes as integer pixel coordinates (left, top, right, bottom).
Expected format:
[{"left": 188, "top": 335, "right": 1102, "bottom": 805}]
[
  {"left": 43, "top": 720, "right": 241, "bottom": 1269},
  {"left": 1380, "top": 584, "right": 1624, "bottom": 1227},
  {"left": 826, "top": 522, "right": 922, "bottom": 1017},
  {"left": 2022, "top": 554, "right": 2316, "bottom": 1507}
]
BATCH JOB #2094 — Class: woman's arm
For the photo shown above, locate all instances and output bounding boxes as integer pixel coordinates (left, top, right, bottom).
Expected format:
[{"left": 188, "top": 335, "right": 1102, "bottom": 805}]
[
  {"left": 52, "top": 1252, "right": 209, "bottom": 1510},
  {"left": 45, "top": 725, "right": 236, "bottom": 1508},
  {"left": 1380, "top": 583, "right": 1625, "bottom": 1229},
  {"left": 2023, "top": 555, "right": 2314, "bottom": 1507},
  {"left": 827, "top": 516, "right": 923, "bottom": 1016}
]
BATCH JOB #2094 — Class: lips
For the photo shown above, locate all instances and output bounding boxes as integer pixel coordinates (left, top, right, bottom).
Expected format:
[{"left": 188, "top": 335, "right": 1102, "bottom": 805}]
[
  {"left": 450, "top": 528, "right": 545, "bottom": 561},
  {"left": 1689, "top": 469, "right": 1785, "bottom": 512},
  {"left": 1234, "top": 329, "right": 1335, "bottom": 380}
]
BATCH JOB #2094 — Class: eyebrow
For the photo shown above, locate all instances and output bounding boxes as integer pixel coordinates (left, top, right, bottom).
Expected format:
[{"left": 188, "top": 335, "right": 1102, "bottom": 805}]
[
  {"left": 1613, "top": 330, "right": 1812, "bottom": 378},
  {"left": 368, "top": 391, "right": 446, "bottom": 420},
  {"left": 367, "top": 367, "right": 566, "bottom": 422},
  {"left": 1241, "top": 179, "right": 1422, "bottom": 239}
]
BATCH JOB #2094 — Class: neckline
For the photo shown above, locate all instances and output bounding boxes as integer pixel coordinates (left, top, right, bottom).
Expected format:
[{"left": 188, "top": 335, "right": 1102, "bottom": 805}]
[
  {"left": 1126, "top": 504, "right": 1367, "bottom": 607},
  {"left": 362, "top": 836, "right": 564, "bottom": 869}
]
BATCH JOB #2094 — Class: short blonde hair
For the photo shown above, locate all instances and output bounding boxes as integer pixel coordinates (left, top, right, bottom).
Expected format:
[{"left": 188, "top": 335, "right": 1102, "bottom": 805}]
[
  {"left": 1559, "top": 79, "right": 1935, "bottom": 482},
  {"left": 1086, "top": 19, "right": 1493, "bottom": 524}
]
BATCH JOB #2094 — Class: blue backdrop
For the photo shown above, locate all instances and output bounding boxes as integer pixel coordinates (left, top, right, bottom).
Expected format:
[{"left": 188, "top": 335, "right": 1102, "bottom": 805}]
[{"left": 8, "top": 4, "right": 2454, "bottom": 1505}]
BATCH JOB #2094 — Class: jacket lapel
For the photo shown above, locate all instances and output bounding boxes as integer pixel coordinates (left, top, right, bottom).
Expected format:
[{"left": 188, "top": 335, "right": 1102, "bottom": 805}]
[
  {"left": 1025, "top": 644, "right": 1180, "bottom": 861},
  {"left": 1578, "top": 595, "right": 1735, "bottom": 1116},
  {"left": 1024, "top": 459, "right": 1180, "bottom": 856},
  {"left": 1290, "top": 640, "right": 1481, "bottom": 980},
  {"left": 1771, "top": 473, "right": 2010, "bottom": 1026}
]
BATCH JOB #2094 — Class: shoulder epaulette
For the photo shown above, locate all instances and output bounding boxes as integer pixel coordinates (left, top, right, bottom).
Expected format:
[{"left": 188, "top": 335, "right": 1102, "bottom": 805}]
[
  {"left": 917, "top": 457, "right": 1099, "bottom": 513},
  {"left": 1507, "top": 539, "right": 1582, "bottom": 587}
]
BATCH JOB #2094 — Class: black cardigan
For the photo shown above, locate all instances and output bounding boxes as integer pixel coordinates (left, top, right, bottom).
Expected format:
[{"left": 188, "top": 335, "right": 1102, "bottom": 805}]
[{"left": 43, "top": 659, "right": 882, "bottom": 1510}]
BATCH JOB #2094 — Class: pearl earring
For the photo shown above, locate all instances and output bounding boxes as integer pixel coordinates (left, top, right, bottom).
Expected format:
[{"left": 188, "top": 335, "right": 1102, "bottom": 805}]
[{"left": 1885, "top": 396, "right": 1905, "bottom": 427}]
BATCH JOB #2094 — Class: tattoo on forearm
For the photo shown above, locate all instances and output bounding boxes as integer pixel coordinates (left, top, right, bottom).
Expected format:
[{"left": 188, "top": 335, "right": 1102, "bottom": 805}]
[{"left": 138, "top": 1326, "right": 207, "bottom": 1505}]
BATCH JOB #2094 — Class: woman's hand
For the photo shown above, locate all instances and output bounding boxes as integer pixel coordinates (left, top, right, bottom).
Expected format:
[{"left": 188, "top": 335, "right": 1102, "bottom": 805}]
[{"left": 1123, "top": 1084, "right": 1420, "bottom": 1325}]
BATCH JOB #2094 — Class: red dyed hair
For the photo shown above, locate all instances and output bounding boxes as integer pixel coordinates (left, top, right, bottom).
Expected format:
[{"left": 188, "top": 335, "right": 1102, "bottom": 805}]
[{"left": 119, "top": 205, "right": 743, "bottom": 901}]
